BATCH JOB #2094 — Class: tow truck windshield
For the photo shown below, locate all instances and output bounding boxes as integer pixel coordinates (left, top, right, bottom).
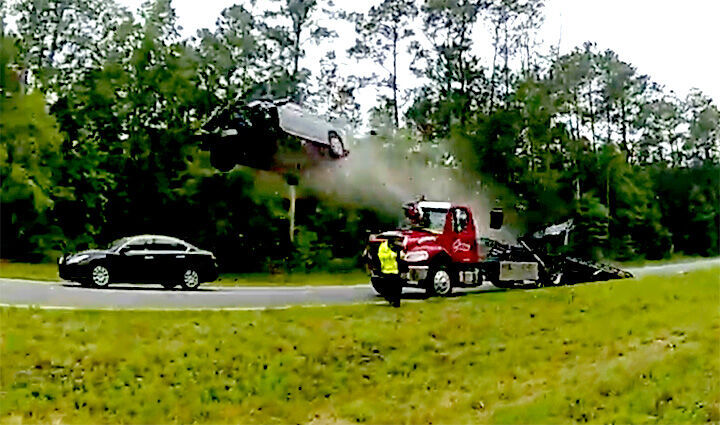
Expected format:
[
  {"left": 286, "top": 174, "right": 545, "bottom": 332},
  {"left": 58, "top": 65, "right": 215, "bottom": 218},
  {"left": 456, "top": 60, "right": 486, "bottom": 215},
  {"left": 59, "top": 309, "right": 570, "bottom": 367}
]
[{"left": 403, "top": 208, "right": 448, "bottom": 233}]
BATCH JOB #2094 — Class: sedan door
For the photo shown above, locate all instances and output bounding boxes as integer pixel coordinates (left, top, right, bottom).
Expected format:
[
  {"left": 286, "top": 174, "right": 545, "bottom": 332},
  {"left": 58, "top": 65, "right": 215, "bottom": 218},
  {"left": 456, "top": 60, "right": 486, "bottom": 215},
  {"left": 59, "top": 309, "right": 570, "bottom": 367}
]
[
  {"left": 149, "top": 238, "right": 190, "bottom": 282},
  {"left": 115, "top": 238, "right": 155, "bottom": 283},
  {"left": 279, "top": 103, "right": 318, "bottom": 142}
]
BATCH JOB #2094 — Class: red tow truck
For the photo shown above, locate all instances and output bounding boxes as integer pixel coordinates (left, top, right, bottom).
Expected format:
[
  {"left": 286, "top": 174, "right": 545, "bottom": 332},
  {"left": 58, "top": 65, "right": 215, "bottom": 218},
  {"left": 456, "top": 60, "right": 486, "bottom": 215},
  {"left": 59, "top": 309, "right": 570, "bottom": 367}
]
[{"left": 364, "top": 199, "right": 632, "bottom": 297}]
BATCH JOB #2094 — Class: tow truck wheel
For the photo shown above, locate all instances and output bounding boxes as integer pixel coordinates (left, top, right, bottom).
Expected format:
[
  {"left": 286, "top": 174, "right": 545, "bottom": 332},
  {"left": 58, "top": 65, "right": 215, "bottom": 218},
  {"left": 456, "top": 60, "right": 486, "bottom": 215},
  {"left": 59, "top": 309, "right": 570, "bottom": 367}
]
[{"left": 426, "top": 265, "right": 453, "bottom": 297}]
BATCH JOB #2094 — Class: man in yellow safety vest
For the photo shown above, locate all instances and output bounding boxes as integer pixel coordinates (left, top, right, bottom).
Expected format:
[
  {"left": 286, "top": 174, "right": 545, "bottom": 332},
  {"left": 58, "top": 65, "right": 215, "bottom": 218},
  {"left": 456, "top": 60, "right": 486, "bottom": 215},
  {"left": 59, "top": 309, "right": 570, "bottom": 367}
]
[{"left": 377, "top": 240, "right": 401, "bottom": 307}]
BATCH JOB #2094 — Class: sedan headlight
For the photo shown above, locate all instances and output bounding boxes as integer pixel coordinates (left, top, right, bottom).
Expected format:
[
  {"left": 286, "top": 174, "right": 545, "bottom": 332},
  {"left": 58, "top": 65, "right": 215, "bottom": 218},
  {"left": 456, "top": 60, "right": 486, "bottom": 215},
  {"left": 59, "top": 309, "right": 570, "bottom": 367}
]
[
  {"left": 404, "top": 250, "right": 429, "bottom": 262},
  {"left": 66, "top": 254, "right": 90, "bottom": 264}
]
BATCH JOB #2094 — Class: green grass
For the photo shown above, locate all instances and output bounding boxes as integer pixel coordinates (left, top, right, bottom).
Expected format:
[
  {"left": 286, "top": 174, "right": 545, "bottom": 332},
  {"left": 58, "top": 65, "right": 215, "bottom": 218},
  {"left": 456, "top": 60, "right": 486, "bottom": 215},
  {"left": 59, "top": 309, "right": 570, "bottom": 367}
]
[
  {"left": 0, "top": 260, "right": 368, "bottom": 286},
  {"left": 0, "top": 261, "right": 59, "bottom": 281},
  {"left": 614, "top": 253, "right": 715, "bottom": 268},
  {"left": 2, "top": 269, "right": 719, "bottom": 424},
  {"left": 213, "top": 270, "right": 368, "bottom": 286}
]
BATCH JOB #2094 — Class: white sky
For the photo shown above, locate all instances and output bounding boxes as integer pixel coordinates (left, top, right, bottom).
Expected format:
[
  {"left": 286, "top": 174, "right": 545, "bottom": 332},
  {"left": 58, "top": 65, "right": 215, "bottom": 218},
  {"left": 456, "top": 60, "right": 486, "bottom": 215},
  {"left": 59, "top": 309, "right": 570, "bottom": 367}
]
[{"left": 120, "top": 0, "right": 720, "bottom": 109}]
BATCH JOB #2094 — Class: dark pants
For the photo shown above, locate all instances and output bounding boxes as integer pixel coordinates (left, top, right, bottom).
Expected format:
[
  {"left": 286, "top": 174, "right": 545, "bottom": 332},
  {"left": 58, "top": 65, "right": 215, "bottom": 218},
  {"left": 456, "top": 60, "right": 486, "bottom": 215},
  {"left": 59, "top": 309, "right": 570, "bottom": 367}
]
[{"left": 383, "top": 276, "right": 402, "bottom": 307}]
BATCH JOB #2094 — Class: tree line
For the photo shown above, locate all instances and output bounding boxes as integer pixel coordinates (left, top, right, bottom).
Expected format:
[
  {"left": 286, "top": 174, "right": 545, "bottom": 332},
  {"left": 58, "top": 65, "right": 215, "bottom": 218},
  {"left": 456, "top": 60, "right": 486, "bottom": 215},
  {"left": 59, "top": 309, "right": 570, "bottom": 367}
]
[{"left": 1, "top": 0, "right": 718, "bottom": 272}]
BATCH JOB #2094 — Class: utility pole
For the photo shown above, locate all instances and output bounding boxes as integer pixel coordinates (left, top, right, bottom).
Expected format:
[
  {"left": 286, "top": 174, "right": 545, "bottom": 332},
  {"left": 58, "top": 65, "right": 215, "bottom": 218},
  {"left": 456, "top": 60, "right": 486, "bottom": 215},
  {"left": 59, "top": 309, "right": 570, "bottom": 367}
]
[
  {"left": 289, "top": 184, "right": 296, "bottom": 243},
  {"left": 286, "top": 174, "right": 299, "bottom": 243}
]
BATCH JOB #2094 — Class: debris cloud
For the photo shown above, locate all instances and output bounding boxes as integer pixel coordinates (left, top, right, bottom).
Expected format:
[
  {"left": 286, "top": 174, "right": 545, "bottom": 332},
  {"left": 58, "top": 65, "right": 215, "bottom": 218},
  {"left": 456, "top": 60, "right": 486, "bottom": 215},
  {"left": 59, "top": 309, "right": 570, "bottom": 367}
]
[{"left": 303, "top": 133, "right": 519, "bottom": 241}]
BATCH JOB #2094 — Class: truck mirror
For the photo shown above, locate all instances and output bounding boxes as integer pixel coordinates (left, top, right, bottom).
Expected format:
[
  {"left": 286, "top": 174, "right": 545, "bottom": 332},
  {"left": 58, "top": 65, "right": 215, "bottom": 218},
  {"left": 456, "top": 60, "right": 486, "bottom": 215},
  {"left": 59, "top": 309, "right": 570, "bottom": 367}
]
[{"left": 490, "top": 208, "right": 503, "bottom": 230}]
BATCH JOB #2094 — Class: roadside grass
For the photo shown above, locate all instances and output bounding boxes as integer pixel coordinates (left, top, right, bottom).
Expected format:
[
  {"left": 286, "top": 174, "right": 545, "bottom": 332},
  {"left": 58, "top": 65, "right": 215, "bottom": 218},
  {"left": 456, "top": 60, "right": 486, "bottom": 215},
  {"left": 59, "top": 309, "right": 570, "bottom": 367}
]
[
  {"left": 614, "top": 253, "right": 715, "bottom": 268},
  {"left": 0, "top": 261, "right": 58, "bottom": 282},
  {"left": 213, "top": 270, "right": 368, "bottom": 286},
  {"left": 1, "top": 269, "right": 718, "bottom": 424},
  {"left": 0, "top": 261, "right": 368, "bottom": 286}
]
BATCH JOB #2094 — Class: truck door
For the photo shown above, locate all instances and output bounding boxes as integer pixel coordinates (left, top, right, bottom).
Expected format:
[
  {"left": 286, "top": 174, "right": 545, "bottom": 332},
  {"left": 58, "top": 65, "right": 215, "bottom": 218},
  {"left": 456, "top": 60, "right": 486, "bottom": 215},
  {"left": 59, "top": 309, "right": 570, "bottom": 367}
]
[{"left": 449, "top": 207, "right": 479, "bottom": 264}]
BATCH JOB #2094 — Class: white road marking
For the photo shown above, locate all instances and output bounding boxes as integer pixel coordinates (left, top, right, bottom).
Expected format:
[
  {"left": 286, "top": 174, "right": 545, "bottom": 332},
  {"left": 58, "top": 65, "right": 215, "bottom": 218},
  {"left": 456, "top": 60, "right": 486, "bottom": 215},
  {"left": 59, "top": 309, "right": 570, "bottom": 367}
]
[
  {"left": 0, "top": 277, "right": 370, "bottom": 290},
  {"left": 0, "top": 300, "right": 390, "bottom": 312},
  {"left": 0, "top": 278, "right": 61, "bottom": 285}
]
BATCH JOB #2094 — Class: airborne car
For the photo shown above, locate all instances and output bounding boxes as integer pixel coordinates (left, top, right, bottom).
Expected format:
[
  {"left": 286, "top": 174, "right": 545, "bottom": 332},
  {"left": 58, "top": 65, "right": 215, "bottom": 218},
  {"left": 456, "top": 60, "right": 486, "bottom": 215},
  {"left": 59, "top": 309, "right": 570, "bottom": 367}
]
[
  {"left": 247, "top": 99, "right": 348, "bottom": 158},
  {"left": 204, "top": 98, "right": 349, "bottom": 172},
  {"left": 58, "top": 235, "right": 218, "bottom": 289}
]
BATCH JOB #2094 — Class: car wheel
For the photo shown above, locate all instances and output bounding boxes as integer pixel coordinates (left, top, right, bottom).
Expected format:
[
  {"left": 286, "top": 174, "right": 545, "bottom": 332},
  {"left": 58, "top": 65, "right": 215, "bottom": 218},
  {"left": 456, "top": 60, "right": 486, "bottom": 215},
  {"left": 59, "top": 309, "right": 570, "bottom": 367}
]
[
  {"left": 328, "top": 134, "right": 344, "bottom": 158},
  {"left": 90, "top": 264, "right": 110, "bottom": 288},
  {"left": 180, "top": 268, "right": 200, "bottom": 290},
  {"left": 426, "top": 265, "right": 453, "bottom": 297}
]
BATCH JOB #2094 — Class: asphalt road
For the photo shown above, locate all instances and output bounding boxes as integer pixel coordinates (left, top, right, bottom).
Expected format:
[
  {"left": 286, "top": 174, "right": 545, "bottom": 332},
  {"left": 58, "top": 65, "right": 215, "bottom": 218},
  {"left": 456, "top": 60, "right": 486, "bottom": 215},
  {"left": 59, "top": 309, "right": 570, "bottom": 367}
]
[{"left": 1, "top": 258, "right": 718, "bottom": 310}]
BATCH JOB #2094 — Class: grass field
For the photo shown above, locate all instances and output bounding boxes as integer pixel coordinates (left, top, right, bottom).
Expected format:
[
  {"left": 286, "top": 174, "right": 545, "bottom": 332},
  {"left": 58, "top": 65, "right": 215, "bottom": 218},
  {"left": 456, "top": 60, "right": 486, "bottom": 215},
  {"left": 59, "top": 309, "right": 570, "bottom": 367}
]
[
  {"left": 0, "top": 261, "right": 368, "bottom": 286},
  {"left": 0, "top": 262, "right": 59, "bottom": 282},
  {"left": 1, "top": 268, "right": 718, "bottom": 423}
]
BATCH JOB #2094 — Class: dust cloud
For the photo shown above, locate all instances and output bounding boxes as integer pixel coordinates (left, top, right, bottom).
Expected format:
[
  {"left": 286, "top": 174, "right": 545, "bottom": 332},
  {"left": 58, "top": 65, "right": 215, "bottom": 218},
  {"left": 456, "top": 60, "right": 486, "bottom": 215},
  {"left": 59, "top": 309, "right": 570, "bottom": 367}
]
[{"left": 302, "top": 134, "right": 519, "bottom": 242}]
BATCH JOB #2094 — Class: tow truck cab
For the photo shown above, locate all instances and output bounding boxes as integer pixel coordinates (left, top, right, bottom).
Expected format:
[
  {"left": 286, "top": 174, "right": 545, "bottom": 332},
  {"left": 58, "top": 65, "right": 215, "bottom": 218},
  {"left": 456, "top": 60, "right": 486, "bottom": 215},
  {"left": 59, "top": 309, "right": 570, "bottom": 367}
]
[
  {"left": 365, "top": 200, "right": 542, "bottom": 296},
  {"left": 366, "top": 201, "right": 486, "bottom": 295}
]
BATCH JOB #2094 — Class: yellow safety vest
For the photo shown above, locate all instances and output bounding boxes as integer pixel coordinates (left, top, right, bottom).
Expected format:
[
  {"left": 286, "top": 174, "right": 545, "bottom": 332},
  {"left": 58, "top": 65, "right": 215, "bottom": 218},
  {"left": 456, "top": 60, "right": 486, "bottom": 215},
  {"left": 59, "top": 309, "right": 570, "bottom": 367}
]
[{"left": 378, "top": 240, "right": 399, "bottom": 274}]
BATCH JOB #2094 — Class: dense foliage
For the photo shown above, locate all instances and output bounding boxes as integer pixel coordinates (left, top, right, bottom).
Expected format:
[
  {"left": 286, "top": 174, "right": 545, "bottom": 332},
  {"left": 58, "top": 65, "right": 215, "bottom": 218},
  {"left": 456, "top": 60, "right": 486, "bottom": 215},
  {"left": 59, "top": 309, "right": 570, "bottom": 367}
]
[{"left": 0, "top": 0, "right": 717, "bottom": 271}]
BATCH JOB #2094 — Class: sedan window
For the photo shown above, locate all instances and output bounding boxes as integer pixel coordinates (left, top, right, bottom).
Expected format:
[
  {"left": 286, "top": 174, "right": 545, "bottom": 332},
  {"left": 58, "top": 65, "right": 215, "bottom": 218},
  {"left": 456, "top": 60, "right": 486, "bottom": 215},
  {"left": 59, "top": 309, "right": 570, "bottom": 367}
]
[
  {"left": 123, "top": 242, "right": 149, "bottom": 252},
  {"left": 150, "top": 240, "right": 187, "bottom": 251},
  {"left": 119, "top": 237, "right": 153, "bottom": 252}
]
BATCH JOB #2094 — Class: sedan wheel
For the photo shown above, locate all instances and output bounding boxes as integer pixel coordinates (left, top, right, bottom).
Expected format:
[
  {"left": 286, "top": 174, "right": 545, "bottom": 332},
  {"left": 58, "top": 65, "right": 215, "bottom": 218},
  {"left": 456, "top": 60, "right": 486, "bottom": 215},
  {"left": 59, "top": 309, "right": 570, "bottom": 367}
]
[
  {"left": 181, "top": 269, "right": 200, "bottom": 290},
  {"left": 91, "top": 265, "right": 110, "bottom": 288},
  {"left": 329, "top": 135, "right": 344, "bottom": 158}
]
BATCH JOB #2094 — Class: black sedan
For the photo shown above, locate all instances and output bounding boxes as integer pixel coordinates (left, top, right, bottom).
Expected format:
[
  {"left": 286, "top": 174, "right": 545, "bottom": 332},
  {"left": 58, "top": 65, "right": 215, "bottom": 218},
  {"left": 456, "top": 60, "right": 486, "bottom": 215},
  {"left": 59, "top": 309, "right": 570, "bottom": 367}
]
[{"left": 58, "top": 235, "right": 218, "bottom": 289}]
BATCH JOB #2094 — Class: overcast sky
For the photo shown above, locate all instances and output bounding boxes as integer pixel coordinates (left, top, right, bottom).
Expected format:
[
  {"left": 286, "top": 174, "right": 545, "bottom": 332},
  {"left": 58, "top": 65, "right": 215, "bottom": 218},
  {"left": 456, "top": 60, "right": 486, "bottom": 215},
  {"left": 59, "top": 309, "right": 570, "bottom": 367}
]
[{"left": 119, "top": 0, "right": 720, "bottom": 106}]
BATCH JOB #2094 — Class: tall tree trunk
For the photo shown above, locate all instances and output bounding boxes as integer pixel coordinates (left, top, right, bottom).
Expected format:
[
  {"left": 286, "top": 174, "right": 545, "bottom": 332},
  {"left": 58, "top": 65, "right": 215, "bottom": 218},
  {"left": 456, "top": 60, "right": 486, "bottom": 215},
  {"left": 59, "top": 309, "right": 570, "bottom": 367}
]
[
  {"left": 392, "top": 26, "right": 398, "bottom": 128},
  {"left": 292, "top": 24, "right": 301, "bottom": 82},
  {"left": 587, "top": 80, "right": 597, "bottom": 152},
  {"left": 503, "top": 20, "right": 509, "bottom": 106},
  {"left": 573, "top": 87, "right": 582, "bottom": 140},
  {"left": 525, "top": 34, "right": 531, "bottom": 77},
  {"left": 488, "top": 21, "right": 499, "bottom": 113},
  {"left": 620, "top": 96, "right": 630, "bottom": 162},
  {"left": 606, "top": 100, "right": 612, "bottom": 145}
]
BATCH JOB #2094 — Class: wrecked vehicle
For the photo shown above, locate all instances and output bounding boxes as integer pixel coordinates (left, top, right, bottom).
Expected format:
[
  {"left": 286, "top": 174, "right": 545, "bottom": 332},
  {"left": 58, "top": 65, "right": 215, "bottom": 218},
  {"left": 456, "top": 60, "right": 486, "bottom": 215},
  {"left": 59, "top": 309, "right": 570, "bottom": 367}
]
[
  {"left": 247, "top": 99, "right": 348, "bottom": 158},
  {"left": 200, "top": 98, "right": 349, "bottom": 172},
  {"left": 364, "top": 199, "right": 633, "bottom": 297}
]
